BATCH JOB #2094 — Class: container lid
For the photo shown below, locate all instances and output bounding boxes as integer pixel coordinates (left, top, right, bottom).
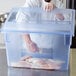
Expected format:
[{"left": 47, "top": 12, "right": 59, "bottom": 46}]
[{"left": 1, "top": 7, "right": 75, "bottom": 36}]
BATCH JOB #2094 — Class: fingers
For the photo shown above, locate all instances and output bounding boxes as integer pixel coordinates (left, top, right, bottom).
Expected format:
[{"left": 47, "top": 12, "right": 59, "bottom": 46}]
[
  {"left": 44, "top": 3, "right": 56, "bottom": 11},
  {"left": 55, "top": 13, "right": 64, "bottom": 20}
]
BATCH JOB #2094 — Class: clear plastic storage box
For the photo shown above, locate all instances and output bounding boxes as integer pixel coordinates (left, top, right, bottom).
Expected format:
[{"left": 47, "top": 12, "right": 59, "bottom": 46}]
[{"left": 1, "top": 7, "right": 75, "bottom": 70}]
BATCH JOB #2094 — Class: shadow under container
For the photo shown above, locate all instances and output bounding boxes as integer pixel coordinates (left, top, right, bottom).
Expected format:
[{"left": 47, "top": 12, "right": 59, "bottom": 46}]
[{"left": 1, "top": 7, "right": 75, "bottom": 70}]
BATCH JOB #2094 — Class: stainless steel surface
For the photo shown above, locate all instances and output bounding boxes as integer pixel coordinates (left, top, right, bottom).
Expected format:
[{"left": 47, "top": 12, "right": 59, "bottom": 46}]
[
  {"left": 0, "top": 49, "right": 76, "bottom": 76},
  {"left": 8, "top": 68, "right": 69, "bottom": 76},
  {"left": 70, "top": 49, "right": 76, "bottom": 76}
]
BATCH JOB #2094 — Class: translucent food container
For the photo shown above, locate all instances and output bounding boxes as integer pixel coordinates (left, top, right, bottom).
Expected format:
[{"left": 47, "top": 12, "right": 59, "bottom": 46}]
[{"left": 1, "top": 7, "right": 75, "bottom": 70}]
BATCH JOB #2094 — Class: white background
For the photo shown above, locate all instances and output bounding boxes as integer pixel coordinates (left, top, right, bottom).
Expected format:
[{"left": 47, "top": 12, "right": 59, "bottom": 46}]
[{"left": 0, "top": 0, "right": 25, "bottom": 14}]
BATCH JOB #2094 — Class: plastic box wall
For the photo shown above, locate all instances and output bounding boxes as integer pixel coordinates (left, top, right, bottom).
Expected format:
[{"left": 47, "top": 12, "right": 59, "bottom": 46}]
[{"left": 1, "top": 7, "right": 75, "bottom": 70}]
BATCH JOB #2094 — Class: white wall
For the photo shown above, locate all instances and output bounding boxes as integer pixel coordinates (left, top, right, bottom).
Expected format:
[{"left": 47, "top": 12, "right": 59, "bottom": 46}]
[{"left": 0, "top": 0, "right": 25, "bottom": 14}]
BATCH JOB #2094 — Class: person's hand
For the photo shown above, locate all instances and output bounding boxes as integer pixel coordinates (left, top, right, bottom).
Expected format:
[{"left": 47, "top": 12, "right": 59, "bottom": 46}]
[
  {"left": 26, "top": 41, "right": 39, "bottom": 53},
  {"left": 55, "top": 13, "right": 64, "bottom": 20},
  {"left": 44, "top": 2, "right": 56, "bottom": 11}
]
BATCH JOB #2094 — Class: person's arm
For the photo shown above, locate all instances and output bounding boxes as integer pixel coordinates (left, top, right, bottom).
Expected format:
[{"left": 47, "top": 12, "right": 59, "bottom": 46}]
[
  {"left": 23, "top": 34, "right": 32, "bottom": 44},
  {"left": 23, "top": 34, "right": 39, "bottom": 52},
  {"left": 20, "top": 0, "right": 41, "bottom": 53}
]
